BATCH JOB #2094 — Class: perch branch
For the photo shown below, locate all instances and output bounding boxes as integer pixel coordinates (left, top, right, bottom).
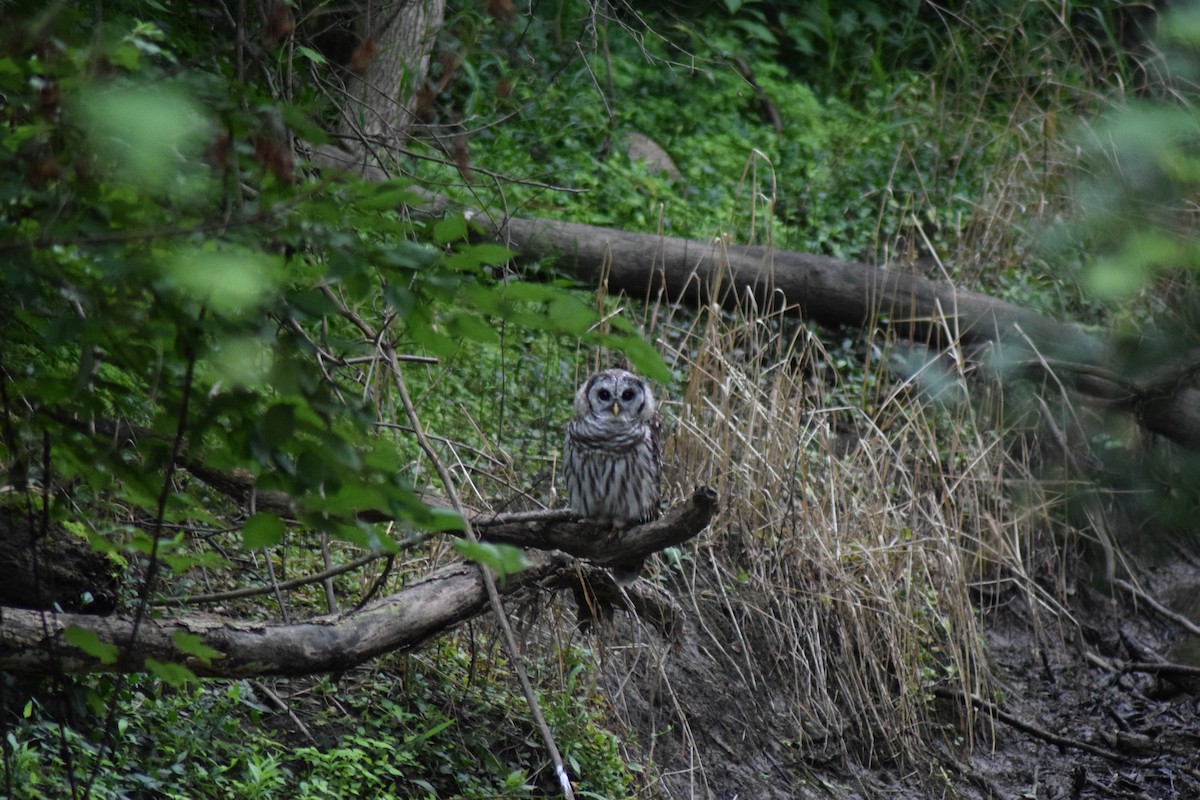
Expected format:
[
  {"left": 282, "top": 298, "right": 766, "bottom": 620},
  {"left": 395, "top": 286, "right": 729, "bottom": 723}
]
[
  {"left": 0, "top": 490, "right": 715, "bottom": 677},
  {"left": 482, "top": 486, "right": 719, "bottom": 569}
]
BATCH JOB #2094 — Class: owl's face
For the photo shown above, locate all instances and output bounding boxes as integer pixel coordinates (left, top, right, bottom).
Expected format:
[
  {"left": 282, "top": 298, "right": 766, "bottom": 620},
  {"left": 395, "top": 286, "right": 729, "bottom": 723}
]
[{"left": 574, "top": 369, "right": 656, "bottom": 425}]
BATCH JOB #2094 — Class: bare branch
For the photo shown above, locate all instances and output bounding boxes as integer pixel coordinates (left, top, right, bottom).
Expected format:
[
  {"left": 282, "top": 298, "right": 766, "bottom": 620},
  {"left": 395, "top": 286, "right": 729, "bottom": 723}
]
[{"left": 0, "top": 490, "right": 716, "bottom": 677}]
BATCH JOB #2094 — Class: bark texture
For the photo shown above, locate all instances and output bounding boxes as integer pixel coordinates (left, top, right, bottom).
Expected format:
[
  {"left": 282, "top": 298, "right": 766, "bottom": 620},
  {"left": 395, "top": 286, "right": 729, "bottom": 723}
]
[
  {"left": 354, "top": 0, "right": 444, "bottom": 145},
  {"left": 0, "top": 509, "right": 119, "bottom": 614},
  {"left": 490, "top": 216, "right": 1100, "bottom": 358},
  {"left": 314, "top": 0, "right": 445, "bottom": 179},
  {"left": 0, "top": 489, "right": 717, "bottom": 676}
]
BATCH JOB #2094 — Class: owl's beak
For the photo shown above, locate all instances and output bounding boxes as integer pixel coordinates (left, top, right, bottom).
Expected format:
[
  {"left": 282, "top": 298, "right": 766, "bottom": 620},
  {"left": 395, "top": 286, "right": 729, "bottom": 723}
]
[{"left": 612, "top": 403, "right": 620, "bottom": 417}]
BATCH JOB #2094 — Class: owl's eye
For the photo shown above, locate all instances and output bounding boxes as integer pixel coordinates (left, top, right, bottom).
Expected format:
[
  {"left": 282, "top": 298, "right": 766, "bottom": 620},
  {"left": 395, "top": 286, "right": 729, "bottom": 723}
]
[
  {"left": 621, "top": 388, "right": 636, "bottom": 402},
  {"left": 596, "top": 388, "right": 611, "bottom": 402}
]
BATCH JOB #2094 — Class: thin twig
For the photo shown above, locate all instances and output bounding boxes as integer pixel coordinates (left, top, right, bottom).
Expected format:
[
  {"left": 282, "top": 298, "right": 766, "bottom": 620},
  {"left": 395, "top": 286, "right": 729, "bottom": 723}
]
[
  {"left": 1118, "top": 660, "right": 1200, "bottom": 678},
  {"left": 1114, "top": 579, "right": 1200, "bottom": 637},
  {"left": 85, "top": 318, "right": 199, "bottom": 798},
  {"left": 155, "top": 552, "right": 385, "bottom": 605},
  {"left": 386, "top": 348, "right": 576, "bottom": 800},
  {"left": 936, "top": 687, "right": 1148, "bottom": 765},
  {"left": 255, "top": 680, "right": 318, "bottom": 745},
  {"left": 320, "top": 285, "right": 575, "bottom": 800},
  {"left": 252, "top": 486, "right": 291, "bottom": 625},
  {"left": 353, "top": 553, "right": 395, "bottom": 613},
  {"left": 319, "top": 532, "right": 338, "bottom": 613}
]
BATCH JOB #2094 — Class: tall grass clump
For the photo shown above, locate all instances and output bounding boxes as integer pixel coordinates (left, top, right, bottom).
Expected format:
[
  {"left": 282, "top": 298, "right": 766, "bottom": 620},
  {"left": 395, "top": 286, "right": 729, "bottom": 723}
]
[{"left": 581, "top": 261, "right": 1072, "bottom": 770}]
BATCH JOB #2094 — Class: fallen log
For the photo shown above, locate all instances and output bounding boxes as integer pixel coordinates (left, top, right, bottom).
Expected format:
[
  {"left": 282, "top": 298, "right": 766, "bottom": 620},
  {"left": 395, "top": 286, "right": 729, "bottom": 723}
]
[{"left": 486, "top": 215, "right": 1200, "bottom": 449}]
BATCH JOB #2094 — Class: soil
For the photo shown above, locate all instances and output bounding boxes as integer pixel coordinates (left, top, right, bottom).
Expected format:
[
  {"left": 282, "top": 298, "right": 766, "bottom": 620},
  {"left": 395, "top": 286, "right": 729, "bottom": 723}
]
[{"left": 601, "top": 556, "right": 1200, "bottom": 799}]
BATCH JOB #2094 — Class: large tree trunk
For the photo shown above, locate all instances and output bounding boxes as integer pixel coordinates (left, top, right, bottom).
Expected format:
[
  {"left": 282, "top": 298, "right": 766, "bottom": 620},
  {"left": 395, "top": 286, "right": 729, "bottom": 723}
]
[
  {"left": 315, "top": 0, "right": 445, "bottom": 179},
  {"left": 486, "top": 215, "right": 1200, "bottom": 450},
  {"left": 351, "top": 0, "right": 444, "bottom": 145}
]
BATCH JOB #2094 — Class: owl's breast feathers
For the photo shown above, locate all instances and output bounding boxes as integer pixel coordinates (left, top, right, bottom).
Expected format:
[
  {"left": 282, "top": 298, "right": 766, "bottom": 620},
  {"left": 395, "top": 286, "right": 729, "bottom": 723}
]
[{"left": 566, "top": 417, "right": 652, "bottom": 451}]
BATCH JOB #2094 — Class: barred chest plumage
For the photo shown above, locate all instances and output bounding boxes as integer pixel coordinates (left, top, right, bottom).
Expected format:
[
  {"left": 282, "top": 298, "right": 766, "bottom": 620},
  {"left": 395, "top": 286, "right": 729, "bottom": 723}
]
[
  {"left": 563, "top": 420, "right": 661, "bottom": 524},
  {"left": 563, "top": 368, "right": 664, "bottom": 526}
]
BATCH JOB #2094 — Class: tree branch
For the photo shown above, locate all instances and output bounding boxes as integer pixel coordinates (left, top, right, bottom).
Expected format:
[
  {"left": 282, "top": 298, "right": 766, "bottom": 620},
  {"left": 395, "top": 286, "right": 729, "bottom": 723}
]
[
  {"left": 482, "top": 486, "right": 719, "bottom": 568},
  {"left": 0, "top": 490, "right": 717, "bottom": 677}
]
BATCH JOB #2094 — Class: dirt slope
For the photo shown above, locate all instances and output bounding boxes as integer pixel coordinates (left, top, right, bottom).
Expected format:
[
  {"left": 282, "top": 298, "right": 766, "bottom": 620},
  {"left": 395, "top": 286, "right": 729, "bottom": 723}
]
[{"left": 601, "top": 557, "right": 1200, "bottom": 799}]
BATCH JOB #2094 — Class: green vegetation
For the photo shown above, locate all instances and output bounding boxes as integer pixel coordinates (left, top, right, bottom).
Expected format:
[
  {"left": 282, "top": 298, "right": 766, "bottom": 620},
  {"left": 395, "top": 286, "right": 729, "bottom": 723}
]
[
  {"left": 8, "top": 644, "right": 630, "bottom": 799},
  {"left": 3, "top": 0, "right": 1197, "bottom": 798}
]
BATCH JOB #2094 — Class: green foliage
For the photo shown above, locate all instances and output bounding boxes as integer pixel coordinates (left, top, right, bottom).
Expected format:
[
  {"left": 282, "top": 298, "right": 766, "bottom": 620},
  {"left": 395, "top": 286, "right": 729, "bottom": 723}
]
[
  {"left": 1028, "top": 3, "right": 1200, "bottom": 331},
  {"left": 452, "top": 538, "right": 530, "bottom": 578},
  {"left": 542, "top": 649, "right": 637, "bottom": 796},
  {"left": 419, "top": 0, "right": 1141, "bottom": 271},
  {"left": 4, "top": 648, "right": 637, "bottom": 800},
  {"left": 1066, "top": 6, "right": 1200, "bottom": 304},
  {"left": 0, "top": 6, "right": 661, "bottom": 795},
  {"left": 0, "top": 4, "right": 660, "bottom": 555},
  {"left": 63, "top": 628, "right": 121, "bottom": 666}
]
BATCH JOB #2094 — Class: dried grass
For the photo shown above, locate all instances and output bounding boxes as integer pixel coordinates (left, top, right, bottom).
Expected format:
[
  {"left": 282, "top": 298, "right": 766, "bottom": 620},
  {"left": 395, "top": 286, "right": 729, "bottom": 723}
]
[{"left": 558, "top": 181, "right": 1082, "bottom": 788}]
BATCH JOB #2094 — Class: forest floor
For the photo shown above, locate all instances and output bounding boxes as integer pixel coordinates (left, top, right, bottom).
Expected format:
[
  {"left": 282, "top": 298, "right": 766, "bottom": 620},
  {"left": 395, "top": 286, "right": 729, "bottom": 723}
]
[
  {"left": 603, "top": 553, "right": 1200, "bottom": 800},
  {"left": 946, "top": 558, "right": 1200, "bottom": 800}
]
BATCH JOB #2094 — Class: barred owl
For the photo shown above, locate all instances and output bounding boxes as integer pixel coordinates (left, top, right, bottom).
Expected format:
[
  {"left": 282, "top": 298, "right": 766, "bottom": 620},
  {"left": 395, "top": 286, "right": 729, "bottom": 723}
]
[{"left": 563, "top": 368, "right": 663, "bottom": 583}]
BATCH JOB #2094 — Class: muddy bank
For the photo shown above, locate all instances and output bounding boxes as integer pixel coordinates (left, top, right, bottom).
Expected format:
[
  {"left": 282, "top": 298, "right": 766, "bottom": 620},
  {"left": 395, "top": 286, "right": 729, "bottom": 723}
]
[{"left": 602, "top": 556, "right": 1200, "bottom": 799}]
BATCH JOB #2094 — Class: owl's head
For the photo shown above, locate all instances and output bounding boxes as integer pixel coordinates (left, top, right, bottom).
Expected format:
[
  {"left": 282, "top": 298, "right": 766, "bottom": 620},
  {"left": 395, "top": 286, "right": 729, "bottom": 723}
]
[{"left": 575, "top": 368, "right": 656, "bottom": 424}]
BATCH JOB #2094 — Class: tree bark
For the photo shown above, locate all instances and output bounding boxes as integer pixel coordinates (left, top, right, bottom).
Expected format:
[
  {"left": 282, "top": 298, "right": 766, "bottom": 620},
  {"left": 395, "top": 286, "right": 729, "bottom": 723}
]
[
  {"left": 490, "top": 216, "right": 1101, "bottom": 358},
  {"left": 485, "top": 215, "right": 1200, "bottom": 450},
  {"left": 0, "top": 489, "right": 717, "bottom": 676},
  {"left": 0, "top": 509, "right": 119, "bottom": 614},
  {"left": 1, "top": 560, "right": 531, "bottom": 677},
  {"left": 314, "top": 1, "right": 445, "bottom": 180},
  {"left": 352, "top": 0, "right": 444, "bottom": 145}
]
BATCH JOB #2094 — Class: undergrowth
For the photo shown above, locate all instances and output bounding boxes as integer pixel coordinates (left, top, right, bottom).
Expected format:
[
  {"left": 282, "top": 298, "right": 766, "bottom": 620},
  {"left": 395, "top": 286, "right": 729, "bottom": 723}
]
[{"left": 6, "top": 640, "right": 635, "bottom": 800}]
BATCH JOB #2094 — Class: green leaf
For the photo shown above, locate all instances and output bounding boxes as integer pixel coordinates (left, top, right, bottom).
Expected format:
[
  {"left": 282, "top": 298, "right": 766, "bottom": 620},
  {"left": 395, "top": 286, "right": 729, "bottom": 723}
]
[
  {"left": 445, "top": 311, "right": 499, "bottom": 345},
  {"left": 408, "top": 315, "right": 458, "bottom": 358},
  {"left": 279, "top": 101, "right": 332, "bottom": 146},
  {"left": 296, "top": 45, "right": 327, "bottom": 65},
  {"left": 75, "top": 82, "right": 211, "bottom": 192},
  {"left": 172, "top": 631, "right": 224, "bottom": 666},
  {"left": 443, "top": 242, "right": 513, "bottom": 271},
  {"left": 261, "top": 403, "right": 296, "bottom": 448},
  {"left": 316, "top": 481, "right": 388, "bottom": 516},
  {"left": 145, "top": 658, "right": 198, "bottom": 687},
  {"left": 243, "top": 512, "right": 286, "bottom": 548},
  {"left": 358, "top": 181, "right": 423, "bottom": 211},
  {"left": 422, "top": 507, "right": 466, "bottom": 532},
  {"left": 547, "top": 295, "right": 595, "bottom": 335},
  {"left": 494, "top": 280, "right": 581, "bottom": 304},
  {"left": 64, "top": 627, "right": 120, "bottom": 665},
  {"left": 432, "top": 214, "right": 469, "bottom": 245},
  {"left": 406, "top": 718, "right": 453, "bottom": 744},
  {"left": 452, "top": 538, "right": 529, "bottom": 579},
  {"left": 599, "top": 333, "right": 673, "bottom": 384},
  {"left": 212, "top": 336, "right": 272, "bottom": 388},
  {"left": 163, "top": 246, "right": 281, "bottom": 317},
  {"left": 162, "top": 551, "right": 234, "bottom": 573}
]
